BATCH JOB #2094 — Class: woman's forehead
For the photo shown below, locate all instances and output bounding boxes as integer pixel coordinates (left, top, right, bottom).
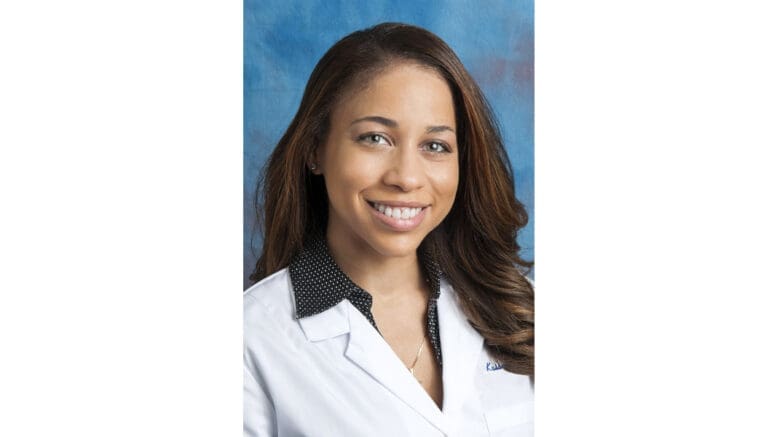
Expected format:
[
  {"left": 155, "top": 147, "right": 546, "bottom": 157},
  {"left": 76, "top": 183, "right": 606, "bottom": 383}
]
[{"left": 331, "top": 63, "right": 456, "bottom": 127}]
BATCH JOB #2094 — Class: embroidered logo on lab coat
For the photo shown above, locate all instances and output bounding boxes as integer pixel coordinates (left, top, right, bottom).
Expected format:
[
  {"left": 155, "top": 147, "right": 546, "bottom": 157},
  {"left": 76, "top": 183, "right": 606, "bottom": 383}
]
[{"left": 486, "top": 361, "right": 504, "bottom": 372}]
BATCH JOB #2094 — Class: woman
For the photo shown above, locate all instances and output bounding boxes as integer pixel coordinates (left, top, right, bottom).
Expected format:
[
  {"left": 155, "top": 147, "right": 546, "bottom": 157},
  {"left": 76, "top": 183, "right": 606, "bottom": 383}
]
[{"left": 244, "top": 22, "right": 534, "bottom": 436}]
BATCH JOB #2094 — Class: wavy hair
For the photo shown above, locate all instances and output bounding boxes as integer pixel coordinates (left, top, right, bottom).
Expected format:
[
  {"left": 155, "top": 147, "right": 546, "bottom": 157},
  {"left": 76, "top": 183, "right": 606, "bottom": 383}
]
[{"left": 250, "top": 22, "right": 534, "bottom": 376}]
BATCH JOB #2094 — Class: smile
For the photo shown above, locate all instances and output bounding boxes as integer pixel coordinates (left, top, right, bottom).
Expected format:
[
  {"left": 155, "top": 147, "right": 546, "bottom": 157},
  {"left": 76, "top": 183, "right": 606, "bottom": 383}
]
[
  {"left": 366, "top": 200, "right": 429, "bottom": 231},
  {"left": 369, "top": 202, "right": 424, "bottom": 219}
]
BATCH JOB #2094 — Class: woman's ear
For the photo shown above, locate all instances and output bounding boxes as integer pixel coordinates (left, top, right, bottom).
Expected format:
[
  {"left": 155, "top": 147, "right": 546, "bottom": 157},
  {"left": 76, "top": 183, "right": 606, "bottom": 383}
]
[{"left": 309, "top": 148, "right": 323, "bottom": 175}]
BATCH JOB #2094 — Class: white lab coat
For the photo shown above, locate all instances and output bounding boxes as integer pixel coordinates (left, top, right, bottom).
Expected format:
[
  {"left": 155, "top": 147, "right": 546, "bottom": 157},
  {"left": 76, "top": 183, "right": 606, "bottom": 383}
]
[{"left": 244, "top": 268, "right": 534, "bottom": 436}]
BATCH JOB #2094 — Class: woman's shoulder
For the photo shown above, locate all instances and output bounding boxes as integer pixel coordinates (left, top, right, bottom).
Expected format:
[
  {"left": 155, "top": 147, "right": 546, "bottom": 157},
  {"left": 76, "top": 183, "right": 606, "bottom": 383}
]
[{"left": 243, "top": 268, "right": 295, "bottom": 330}]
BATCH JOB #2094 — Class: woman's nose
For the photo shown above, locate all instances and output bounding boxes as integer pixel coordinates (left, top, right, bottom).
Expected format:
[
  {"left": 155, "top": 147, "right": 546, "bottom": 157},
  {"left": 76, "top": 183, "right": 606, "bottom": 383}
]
[{"left": 381, "top": 146, "right": 424, "bottom": 192}]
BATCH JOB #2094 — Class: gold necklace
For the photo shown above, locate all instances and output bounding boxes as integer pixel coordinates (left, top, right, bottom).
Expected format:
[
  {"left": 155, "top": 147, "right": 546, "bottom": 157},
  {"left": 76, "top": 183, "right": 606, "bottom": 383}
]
[{"left": 408, "top": 334, "right": 426, "bottom": 384}]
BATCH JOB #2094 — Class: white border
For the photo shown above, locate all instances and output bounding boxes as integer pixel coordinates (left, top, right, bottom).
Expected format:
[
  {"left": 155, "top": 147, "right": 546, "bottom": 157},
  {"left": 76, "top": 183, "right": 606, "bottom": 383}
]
[
  {"left": 0, "top": 1, "right": 242, "bottom": 435},
  {"left": 537, "top": 1, "right": 777, "bottom": 435}
]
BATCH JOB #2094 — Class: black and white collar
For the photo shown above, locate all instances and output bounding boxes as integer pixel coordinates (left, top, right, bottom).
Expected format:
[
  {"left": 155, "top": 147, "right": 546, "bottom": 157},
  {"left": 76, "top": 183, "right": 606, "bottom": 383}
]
[{"left": 289, "top": 234, "right": 443, "bottom": 366}]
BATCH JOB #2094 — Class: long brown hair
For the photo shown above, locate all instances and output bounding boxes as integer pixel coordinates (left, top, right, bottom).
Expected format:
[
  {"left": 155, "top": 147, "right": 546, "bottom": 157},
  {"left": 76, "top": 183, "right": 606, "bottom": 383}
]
[{"left": 250, "top": 23, "right": 534, "bottom": 376}]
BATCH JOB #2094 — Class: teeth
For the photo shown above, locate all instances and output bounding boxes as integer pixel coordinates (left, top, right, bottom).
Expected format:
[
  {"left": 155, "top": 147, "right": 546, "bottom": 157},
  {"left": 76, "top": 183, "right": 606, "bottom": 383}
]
[{"left": 371, "top": 202, "right": 423, "bottom": 220}]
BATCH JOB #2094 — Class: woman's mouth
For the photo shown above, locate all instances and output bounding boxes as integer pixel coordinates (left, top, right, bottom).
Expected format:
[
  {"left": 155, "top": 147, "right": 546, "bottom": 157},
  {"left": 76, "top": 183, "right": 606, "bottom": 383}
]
[
  {"left": 369, "top": 201, "right": 424, "bottom": 219},
  {"left": 367, "top": 201, "right": 428, "bottom": 231}
]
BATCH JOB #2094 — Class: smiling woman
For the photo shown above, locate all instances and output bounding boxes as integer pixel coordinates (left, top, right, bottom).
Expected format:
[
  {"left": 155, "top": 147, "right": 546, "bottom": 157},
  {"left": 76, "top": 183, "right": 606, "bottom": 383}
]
[
  {"left": 317, "top": 63, "right": 459, "bottom": 262},
  {"left": 244, "top": 23, "right": 534, "bottom": 436}
]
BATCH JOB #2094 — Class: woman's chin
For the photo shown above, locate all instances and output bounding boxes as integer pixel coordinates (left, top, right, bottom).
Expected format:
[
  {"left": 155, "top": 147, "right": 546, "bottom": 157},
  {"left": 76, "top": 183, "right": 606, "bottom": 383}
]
[{"left": 367, "top": 233, "right": 427, "bottom": 259}]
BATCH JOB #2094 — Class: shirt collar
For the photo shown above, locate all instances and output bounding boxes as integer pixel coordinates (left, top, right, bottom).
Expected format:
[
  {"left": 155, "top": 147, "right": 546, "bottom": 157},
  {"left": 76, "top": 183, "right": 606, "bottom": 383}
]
[{"left": 289, "top": 234, "right": 442, "bottom": 320}]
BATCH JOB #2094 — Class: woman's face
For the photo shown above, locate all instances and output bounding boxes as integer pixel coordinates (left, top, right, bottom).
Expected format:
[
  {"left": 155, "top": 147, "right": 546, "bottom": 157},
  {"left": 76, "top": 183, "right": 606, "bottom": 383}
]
[{"left": 317, "top": 62, "right": 459, "bottom": 260}]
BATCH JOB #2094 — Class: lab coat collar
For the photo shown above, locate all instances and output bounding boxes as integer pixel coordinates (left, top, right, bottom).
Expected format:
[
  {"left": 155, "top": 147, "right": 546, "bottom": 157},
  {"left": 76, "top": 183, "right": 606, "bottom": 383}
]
[
  {"left": 297, "top": 299, "right": 350, "bottom": 342},
  {"left": 296, "top": 278, "right": 484, "bottom": 434}
]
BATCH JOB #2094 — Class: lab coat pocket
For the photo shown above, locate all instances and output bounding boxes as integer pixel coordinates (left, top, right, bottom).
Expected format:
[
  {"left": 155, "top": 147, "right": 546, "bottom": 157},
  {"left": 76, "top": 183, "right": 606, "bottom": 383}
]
[{"left": 484, "top": 400, "right": 533, "bottom": 436}]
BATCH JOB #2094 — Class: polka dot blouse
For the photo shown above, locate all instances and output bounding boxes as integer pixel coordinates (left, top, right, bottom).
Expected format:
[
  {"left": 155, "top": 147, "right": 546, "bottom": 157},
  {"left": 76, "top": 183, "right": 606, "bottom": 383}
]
[{"left": 289, "top": 234, "right": 443, "bottom": 367}]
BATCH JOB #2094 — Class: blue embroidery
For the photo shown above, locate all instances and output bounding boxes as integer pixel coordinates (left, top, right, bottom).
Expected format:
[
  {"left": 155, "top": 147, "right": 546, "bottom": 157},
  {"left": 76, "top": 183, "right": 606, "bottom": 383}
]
[{"left": 486, "top": 361, "right": 504, "bottom": 372}]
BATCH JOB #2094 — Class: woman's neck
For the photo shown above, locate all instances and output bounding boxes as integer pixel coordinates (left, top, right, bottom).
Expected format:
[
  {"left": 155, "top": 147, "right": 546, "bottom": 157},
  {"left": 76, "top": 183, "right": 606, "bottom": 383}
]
[{"left": 325, "top": 232, "right": 427, "bottom": 301}]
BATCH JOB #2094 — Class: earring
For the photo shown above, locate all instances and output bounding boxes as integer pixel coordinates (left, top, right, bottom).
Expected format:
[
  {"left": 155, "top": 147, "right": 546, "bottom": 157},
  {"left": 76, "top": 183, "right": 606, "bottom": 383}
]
[{"left": 309, "top": 163, "right": 318, "bottom": 171}]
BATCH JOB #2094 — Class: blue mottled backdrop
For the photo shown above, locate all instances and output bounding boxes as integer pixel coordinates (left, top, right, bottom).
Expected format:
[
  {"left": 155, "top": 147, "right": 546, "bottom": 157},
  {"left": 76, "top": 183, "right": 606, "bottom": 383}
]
[{"left": 244, "top": 0, "right": 534, "bottom": 289}]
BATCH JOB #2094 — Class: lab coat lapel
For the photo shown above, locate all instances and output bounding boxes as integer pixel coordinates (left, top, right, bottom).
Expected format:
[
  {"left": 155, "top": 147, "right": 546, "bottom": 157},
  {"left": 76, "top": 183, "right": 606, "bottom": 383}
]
[
  {"left": 438, "top": 280, "right": 484, "bottom": 414},
  {"left": 344, "top": 302, "right": 450, "bottom": 434},
  {"left": 297, "top": 299, "right": 350, "bottom": 342}
]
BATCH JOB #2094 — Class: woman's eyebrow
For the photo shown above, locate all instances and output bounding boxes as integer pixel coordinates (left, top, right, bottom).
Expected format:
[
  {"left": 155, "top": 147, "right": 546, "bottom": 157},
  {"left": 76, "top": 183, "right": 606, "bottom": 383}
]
[
  {"left": 426, "top": 125, "right": 454, "bottom": 134},
  {"left": 351, "top": 116, "right": 455, "bottom": 134},
  {"left": 350, "top": 115, "right": 397, "bottom": 128}
]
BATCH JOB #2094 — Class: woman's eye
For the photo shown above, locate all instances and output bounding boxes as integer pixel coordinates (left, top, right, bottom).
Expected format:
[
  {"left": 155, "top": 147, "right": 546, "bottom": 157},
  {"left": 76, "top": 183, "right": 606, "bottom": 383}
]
[
  {"left": 359, "top": 134, "right": 389, "bottom": 145},
  {"left": 424, "top": 142, "right": 450, "bottom": 153}
]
